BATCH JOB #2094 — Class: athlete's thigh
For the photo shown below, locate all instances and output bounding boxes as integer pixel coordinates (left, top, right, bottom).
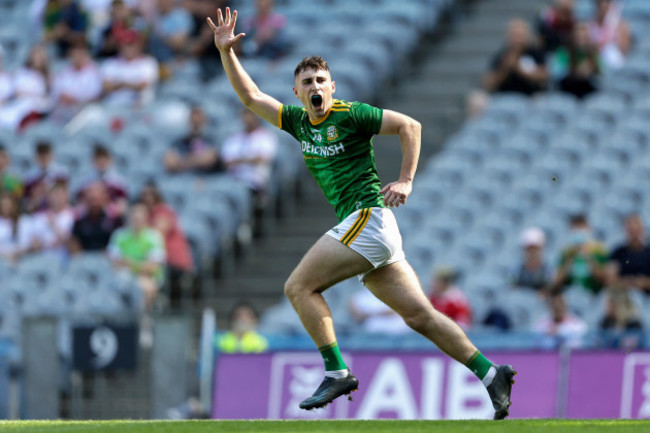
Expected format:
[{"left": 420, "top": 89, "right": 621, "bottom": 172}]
[
  {"left": 362, "top": 260, "right": 434, "bottom": 317},
  {"left": 287, "top": 235, "right": 373, "bottom": 293}
]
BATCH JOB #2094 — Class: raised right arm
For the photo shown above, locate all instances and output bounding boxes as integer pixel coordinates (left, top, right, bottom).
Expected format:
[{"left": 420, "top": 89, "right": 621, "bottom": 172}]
[{"left": 207, "top": 8, "right": 282, "bottom": 127}]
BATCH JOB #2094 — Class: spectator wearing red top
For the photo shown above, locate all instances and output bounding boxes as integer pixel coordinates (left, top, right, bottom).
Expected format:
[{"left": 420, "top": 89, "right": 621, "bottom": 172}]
[
  {"left": 428, "top": 267, "right": 472, "bottom": 330},
  {"left": 139, "top": 182, "right": 194, "bottom": 307}
]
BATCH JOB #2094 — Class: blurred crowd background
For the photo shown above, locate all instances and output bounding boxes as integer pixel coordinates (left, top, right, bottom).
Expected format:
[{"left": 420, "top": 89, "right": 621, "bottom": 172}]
[{"left": 1, "top": 0, "right": 650, "bottom": 420}]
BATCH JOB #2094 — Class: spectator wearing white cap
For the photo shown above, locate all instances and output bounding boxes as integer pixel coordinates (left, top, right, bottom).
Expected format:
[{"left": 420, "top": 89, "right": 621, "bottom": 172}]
[{"left": 510, "top": 227, "right": 553, "bottom": 292}]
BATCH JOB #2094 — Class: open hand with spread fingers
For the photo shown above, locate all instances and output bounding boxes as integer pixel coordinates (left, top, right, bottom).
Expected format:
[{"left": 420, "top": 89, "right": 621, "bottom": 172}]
[{"left": 206, "top": 7, "right": 245, "bottom": 53}]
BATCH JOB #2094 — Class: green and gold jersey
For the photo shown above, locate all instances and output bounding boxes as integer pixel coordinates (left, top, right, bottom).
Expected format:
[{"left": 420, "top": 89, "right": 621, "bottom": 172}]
[{"left": 279, "top": 99, "right": 385, "bottom": 222}]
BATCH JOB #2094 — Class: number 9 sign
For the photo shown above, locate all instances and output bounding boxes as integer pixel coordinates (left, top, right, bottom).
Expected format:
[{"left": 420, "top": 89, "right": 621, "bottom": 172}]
[{"left": 90, "top": 326, "right": 118, "bottom": 369}]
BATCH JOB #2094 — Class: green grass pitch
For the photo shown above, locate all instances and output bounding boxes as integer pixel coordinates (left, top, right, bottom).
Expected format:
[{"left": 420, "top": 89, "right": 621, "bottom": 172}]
[{"left": 1, "top": 420, "right": 649, "bottom": 433}]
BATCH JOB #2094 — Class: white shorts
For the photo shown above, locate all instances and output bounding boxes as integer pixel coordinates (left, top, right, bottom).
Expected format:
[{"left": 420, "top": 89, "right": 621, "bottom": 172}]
[{"left": 326, "top": 207, "right": 406, "bottom": 280}]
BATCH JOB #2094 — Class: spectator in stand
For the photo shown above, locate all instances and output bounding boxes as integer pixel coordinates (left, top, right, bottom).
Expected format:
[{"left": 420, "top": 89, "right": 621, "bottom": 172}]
[
  {"left": 217, "top": 302, "right": 268, "bottom": 353},
  {"left": 483, "top": 18, "right": 548, "bottom": 96},
  {"left": 78, "top": 144, "right": 129, "bottom": 216},
  {"left": 552, "top": 214, "right": 608, "bottom": 295},
  {"left": 537, "top": 0, "right": 576, "bottom": 53},
  {"left": 510, "top": 227, "right": 553, "bottom": 292},
  {"left": 241, "top": 0, "right": 289, "bottom": 60},
  {"left": 609, "top": 214, "right": 650, "bottom": 295},
  {"left": 221, "top": 108, "right": 277, "bottom": 236},
  {"left": 185, "top": 0, "right": 230, "bottom": 81},
  {"left": 599, "top": 289, "right": 644, "bottom": 350},
  {"left": 23, "top": 141, "right": 69, "bottom": 214},
  {"left": 428, "top": 267, "right": 472, "bottom": 330},
  {"left": 0, "top": 46, "right": 12, "bottom": 106},
  {"left": 42, "top": 0, "right": 89, "bottom": 57},
  {"left": 101, "top": 30, "right": 159, "bottom": 107},
  {"left": 0, "top": 193, "right": 30, "bottom": 264},
  {"left": 147, "top": 0, "right": 193, "bottom": 75},
  {"left": 69, "top": 182, "right": 123, "bottom": 253},
  {"left": 51, "top": 42, "right": 102, "bottom": 122},
  {"left": 0, "top": 45, "right": 52, "bottom": 131},
  {"left": 108, "top": 202, "right": 165, "bottom": 313},
  {"left": 28, "top": 182, "right": 75, "bottom": 258},
  {"left": 554, "top": 23, "right": 601, "bottom": 99},
  {"left": 349, "top": 288, "right": 411, "bottom": 335},
  {"left": 588, "top": 0, "right": 631, "bottom": 71},
  {"left": 139, "top": 181, "right": 194, "bottom": 308},
  {"left": 0, "top": 146, "right": 23, "bottom": 199},
  {"left": 95, "top": 0, "right": 143, "bottom": 58},
  {"left": 164, "top": 105, "right": 220, "bottom": 174},
  {"left": 533, "top": 292, "right": 587, "bottom": 349}
]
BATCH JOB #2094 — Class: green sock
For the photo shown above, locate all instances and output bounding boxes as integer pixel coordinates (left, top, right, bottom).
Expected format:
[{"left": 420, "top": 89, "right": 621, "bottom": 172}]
[
  {"left": 319, "top": 342, "right": 347, "bottom": 371},
  {"left": 465, "top": 350, "right": 493, "bottom": 380}
]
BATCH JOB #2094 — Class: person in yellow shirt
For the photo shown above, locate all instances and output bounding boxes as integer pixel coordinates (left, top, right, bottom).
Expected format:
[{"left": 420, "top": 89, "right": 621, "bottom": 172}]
[{"left": 217, "top": 302, "right": 268, "bottom": 353}]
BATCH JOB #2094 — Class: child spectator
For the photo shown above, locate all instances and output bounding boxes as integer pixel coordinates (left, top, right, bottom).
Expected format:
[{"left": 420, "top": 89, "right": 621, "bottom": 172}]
[
  {"left": 139, "top": 182, "right": 194, "bottom": 308},
  {"left": 510, "top": 227, "right": 553, "bottom": 292},
  {"left": 23, "top": 141, "right": 69, "bottom": 213},
  {"left": 78, "top": 144, "right": 129, "bottom": 216},
  {"left": 483, "top": 18, "right": 548, "bottom": 96},
  {"left": 428, "top": 267, "right": 472, "bottom": 330},
  {"left": 165, "top": 106, "right": 220, "bottom": 174},
  {"left": 108, "top": 202, "right": 165, "bottom": 347},
  {"left": 217, "top": 302, "right": 268, "bottom": 353},
  {"left": 28, "top": 182, "right": 75, "bottom": 258},
  {"left": 69, "top": 182, "right": 123, "bottom": 253}
]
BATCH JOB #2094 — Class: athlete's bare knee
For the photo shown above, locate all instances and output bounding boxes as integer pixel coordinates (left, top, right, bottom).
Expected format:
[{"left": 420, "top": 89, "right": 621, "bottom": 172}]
[{"left": 284, "top": 277, "right": 312, "bottom": 303}]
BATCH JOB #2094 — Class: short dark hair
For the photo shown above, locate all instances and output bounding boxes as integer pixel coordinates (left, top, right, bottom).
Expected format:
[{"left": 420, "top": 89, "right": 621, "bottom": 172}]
[
  {"left": 0, "top": 144, "right": 5, "bottom": 153},
  {"left": 35, "top": 141, "right": 52, "bottom": 155},
  {"left": 93, "top": 143, "right": 111, "bottom": 158},
  {"left": 228, "top": 301, "right": 259, "bottom": 324},
  {"left": 294, "top": 56, "right": 329, "bottom": 78},
  {"left": 569, "top": 214, "right": 588, "bottom": 226}
]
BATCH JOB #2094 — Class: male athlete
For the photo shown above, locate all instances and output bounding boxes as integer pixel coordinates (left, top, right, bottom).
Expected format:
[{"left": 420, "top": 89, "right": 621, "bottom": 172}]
[{"left": 208, "top": 8, "right": 516, "bottom": 419}]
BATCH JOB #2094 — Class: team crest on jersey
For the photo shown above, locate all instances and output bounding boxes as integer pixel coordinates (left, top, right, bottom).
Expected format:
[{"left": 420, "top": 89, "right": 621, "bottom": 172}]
[{"left": 327, "top": 126, "right": 338, "bottom": 141}]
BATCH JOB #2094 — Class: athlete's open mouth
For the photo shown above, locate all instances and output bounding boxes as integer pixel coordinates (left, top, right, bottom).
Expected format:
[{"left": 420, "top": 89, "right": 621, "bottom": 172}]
[{"left": 311, "top": 94, "right": 323, "bottom": 110}]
